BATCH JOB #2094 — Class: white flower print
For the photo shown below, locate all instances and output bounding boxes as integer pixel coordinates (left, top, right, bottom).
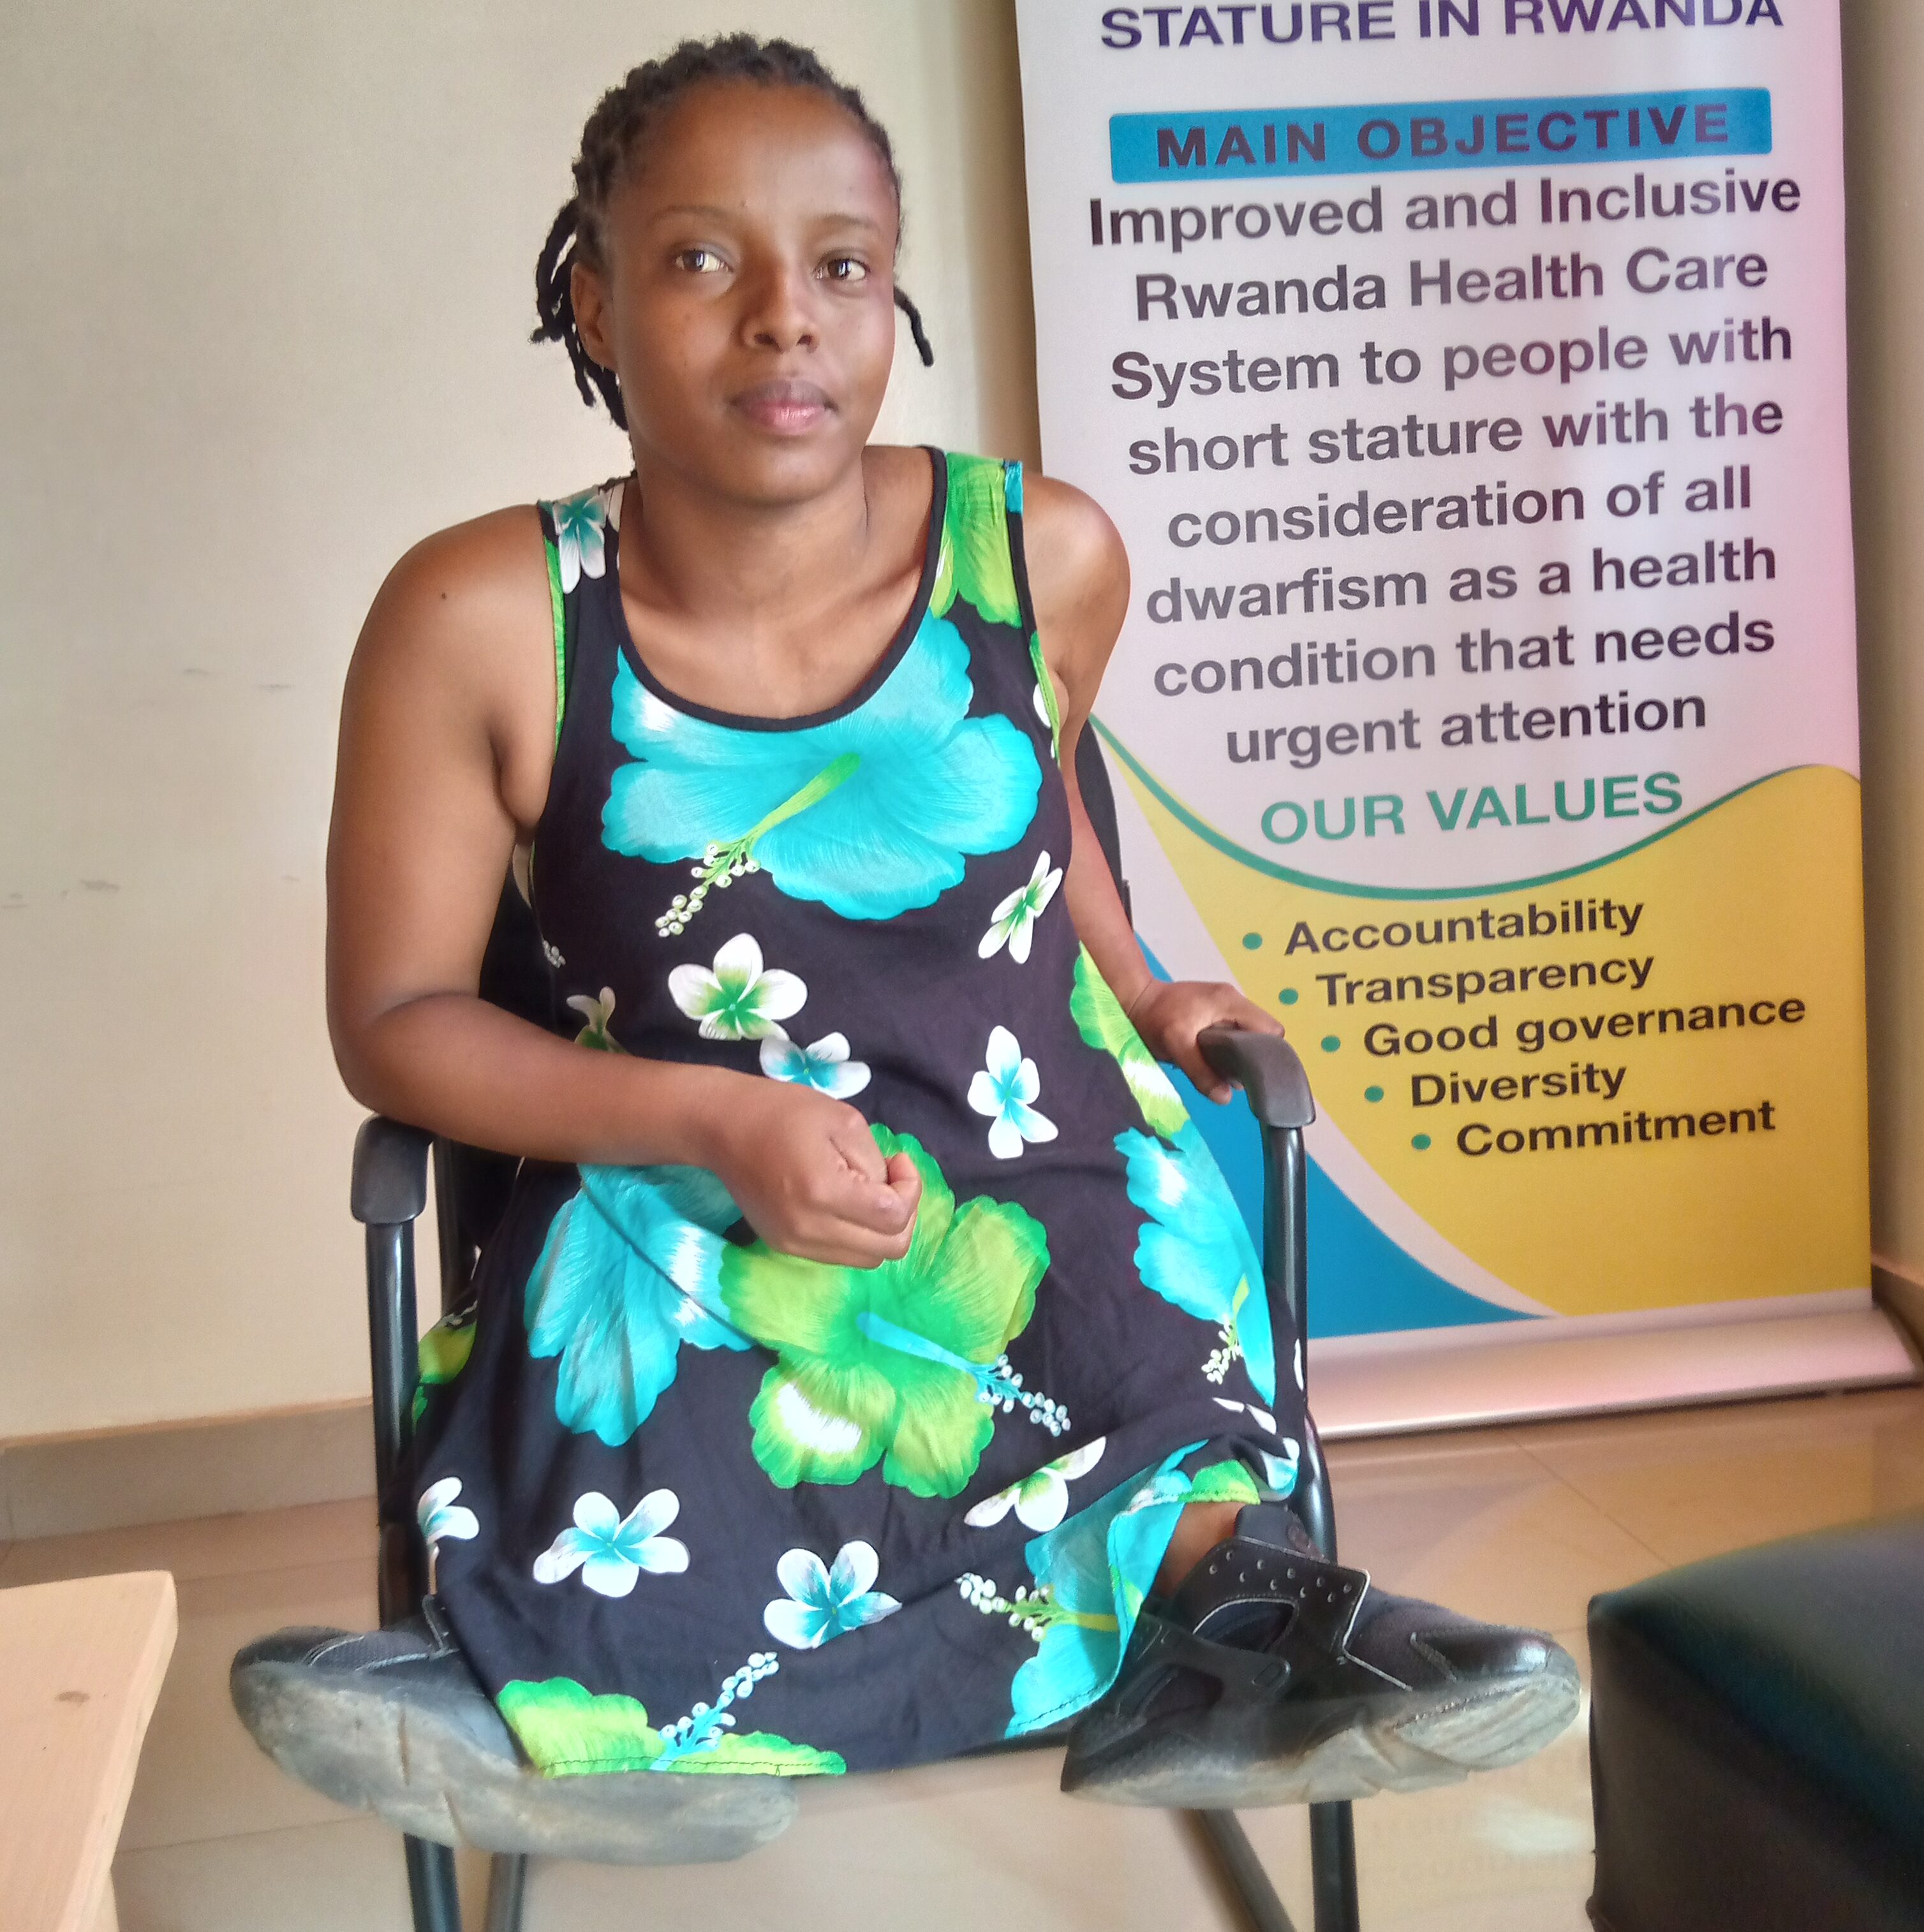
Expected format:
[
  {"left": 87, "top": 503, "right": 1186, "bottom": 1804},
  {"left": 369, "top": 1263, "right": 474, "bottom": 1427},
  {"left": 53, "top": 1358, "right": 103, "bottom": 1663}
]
[
  {"left": 977, "top": 850, "right": 1064, "bottom": 965},
  {"left": 759, "top": 1031, "right": 871, "bottom": 1098},
  {"left": 417, "top": 1477, "right": 478, "bottom": 1551},
  {"left": 551, "top": 482, "right": 623, "bottom": 594},
  {"left": 532, "top": 1489, "right": 689, "bottom": 1598},
  {"left": 1212, "top": 1398, "right": 1279, "bottom": 1434},
  {"left": 542, "top": 939, "right": 565, "bottom": 969},
  {"left": 967, "top": 1025, "right": 1058, "bottom": 1160},
  {"left": 1294, "top": 1340, "right": 1305, "bottom": 1391},
  {"left": 667, "top": 934, "right": 806, "bottom": 1042},
  {"left": 762, "top": 1542, "right": 901, "bottom": 1650},
  {"left": 964, "top": 1437, "right": 1107, "bottom": 1533}
]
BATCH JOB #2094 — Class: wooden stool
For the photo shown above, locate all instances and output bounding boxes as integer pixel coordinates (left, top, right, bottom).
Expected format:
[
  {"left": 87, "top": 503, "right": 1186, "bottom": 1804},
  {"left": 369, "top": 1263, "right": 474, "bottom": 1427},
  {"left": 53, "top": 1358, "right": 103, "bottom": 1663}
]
[{"left": 1, "top": 1571, "right": 179, "bottom": 1932}]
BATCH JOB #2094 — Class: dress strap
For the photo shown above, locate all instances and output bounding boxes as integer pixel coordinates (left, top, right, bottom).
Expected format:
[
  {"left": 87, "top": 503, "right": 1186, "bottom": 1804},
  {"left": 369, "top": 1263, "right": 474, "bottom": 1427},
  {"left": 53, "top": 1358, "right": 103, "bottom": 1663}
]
[
  {"left": 535, "top": 480, "right": 626, "bottom": 748},
  {"left": 934, "top": 450, "right": 1062, "bottom": 756}
]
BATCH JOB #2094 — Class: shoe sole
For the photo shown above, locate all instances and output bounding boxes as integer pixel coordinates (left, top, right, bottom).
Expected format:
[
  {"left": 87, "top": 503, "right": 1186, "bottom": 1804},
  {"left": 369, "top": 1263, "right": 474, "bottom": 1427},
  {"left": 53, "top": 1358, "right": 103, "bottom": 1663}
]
[
  {"left": 1062, "top": 1657, "right": 1582, "bottom": 1808},
  {"left": 232, "top": 1658, "right": 797, "bottom": 1863}
]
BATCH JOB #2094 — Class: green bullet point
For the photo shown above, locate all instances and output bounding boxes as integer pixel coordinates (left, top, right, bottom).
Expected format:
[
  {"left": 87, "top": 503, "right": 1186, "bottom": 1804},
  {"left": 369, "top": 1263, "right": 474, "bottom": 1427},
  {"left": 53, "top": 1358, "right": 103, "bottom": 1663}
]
[
  {"left": 1365, "top": 1086, "right": 1384, "bottom": 1102},
  {"left": 1412, "top": 1133, "right": 1432, "bottom": 1150},
  {"left": 1278, "top": 987, "right": 1299, "bottom": 1006},
  {"left": 1320, "top": 1036, "right": 1340, "bottom": 1053},
  {"left": 1241, "top": 932, "right": 1263, "bottom": 950}
]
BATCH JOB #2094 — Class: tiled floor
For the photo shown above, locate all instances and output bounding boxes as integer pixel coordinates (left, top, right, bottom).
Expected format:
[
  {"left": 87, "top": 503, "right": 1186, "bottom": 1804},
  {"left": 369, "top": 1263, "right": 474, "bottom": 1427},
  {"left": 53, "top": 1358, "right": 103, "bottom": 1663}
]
[{"left": 8, "top": 1384, "right": 1924, "bottom": 1931}]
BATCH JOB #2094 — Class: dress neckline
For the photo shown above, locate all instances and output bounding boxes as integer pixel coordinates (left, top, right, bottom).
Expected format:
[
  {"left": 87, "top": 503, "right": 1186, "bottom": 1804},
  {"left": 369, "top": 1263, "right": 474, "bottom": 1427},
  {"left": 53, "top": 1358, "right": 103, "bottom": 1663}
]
[{"left": 602, "top": 446, "right": 947, "bottom": 737}]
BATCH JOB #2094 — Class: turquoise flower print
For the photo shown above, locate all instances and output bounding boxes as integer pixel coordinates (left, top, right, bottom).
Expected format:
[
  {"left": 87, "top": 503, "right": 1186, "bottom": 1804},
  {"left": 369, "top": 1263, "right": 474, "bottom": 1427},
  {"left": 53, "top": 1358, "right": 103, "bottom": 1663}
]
[
  {"left": 968, "top": 1026, "right": 1058, "bottom": 1160},
  {"left": 964, "top": 1437, "right": 1106, "bottom": 1533},
  {"left": 762, "top": 1541, "right": 901, "bottom": 1650},
  {"left": 567, "top": 987, "right": 623, "bottom": 1052},
  {"left": 532, "top": 1489, "right": 689, "bottom": 1598},
  {"left": 604, "top": 613, "right": 1040, "bottom": 930},
  {"left": 550, "top": 482, "right": 622, "bottom": 594},
  {"left": 525, "top": 1163, "right": 750, "bottom": 1447},
  {"left": 977, "top": 850, "right": 1063, "bottom": 964},
  {"left": 1118, "top": 1122, "right": 1276, "bottom": 1403},
  {"left": 668, "top": 933, "right": 806, "bottom": 1042},
  {"left": 1213, "top": 1399, "right": 1300, "bottom": 1500},
  {"left": 759, "top": 1031, "right": 870, "bottom": 1098}
]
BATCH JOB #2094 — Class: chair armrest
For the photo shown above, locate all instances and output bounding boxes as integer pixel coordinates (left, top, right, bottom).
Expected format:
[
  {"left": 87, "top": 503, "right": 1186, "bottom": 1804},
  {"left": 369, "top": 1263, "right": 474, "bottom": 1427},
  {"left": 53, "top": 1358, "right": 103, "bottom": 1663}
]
[
  {"left": 1198, "top": 1026, "right": 1317, "bottom": 1129},
  {"left": 351, "top": 1116, "right": 432, "bottom": 1226}
]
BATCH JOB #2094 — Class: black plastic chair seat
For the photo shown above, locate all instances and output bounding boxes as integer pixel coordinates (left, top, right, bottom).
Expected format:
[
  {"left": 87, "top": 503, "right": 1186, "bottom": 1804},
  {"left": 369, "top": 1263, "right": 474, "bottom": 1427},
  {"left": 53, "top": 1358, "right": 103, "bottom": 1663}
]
[{"left": 1588, "top": 1510, "right": 1924, "bottom": 1932}]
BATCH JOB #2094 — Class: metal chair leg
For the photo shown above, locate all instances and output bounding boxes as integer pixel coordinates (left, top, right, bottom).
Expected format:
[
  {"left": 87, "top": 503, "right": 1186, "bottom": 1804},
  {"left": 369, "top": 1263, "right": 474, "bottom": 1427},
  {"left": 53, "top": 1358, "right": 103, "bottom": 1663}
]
[
  {"left": 1190, "top": 1810, "right": 1299, "bottom": 1932},
  {"left": 485, "top": 1852, "right": 529, "bottom": 1932},
  {"left": 1308, "top": 1799, "right": 1360, "bottom": 1932},
  {"left": 403, "top": 1835, "right": 461, "bottom": 1932}
]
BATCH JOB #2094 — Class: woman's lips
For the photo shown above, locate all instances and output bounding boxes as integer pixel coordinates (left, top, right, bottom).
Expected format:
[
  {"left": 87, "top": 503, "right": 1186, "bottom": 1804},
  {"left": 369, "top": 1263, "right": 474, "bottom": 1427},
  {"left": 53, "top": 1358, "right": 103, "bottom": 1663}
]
[{"left": 734, "top": 379, "right": 834, "bottom": 435}]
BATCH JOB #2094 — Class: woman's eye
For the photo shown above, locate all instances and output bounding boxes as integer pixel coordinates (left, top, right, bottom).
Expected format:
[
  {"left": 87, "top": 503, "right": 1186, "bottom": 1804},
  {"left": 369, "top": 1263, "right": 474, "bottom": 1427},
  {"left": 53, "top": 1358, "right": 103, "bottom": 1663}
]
[
  {"left": 674, "top": 247, "right": 725, "bottom": 274},
  {"left": 820, "top": 256, "right": 870, "bottom": 284}
]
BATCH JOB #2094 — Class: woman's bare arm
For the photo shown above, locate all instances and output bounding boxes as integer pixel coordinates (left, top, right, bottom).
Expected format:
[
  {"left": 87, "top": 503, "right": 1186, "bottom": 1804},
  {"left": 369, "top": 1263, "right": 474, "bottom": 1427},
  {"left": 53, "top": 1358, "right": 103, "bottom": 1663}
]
[
  {"left": 1023, "top": 476, "right": 1282, "bottom": 1103},
  {"left": 325, "top": 509, "right": 917, "bottom": 1262}
]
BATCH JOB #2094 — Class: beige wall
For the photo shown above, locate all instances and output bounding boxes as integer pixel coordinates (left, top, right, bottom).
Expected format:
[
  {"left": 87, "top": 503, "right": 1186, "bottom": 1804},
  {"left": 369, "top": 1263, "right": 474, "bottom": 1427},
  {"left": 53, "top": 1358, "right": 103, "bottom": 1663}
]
[
  {"left": 5, "top": 1, "right": 1921, "bottom": 1442},
  {"left": 1844, "top": 4, "right": 1924, "bottom": 1289},
  {"left": 0, "top": 1, "right": 1038, "bottom": 1438}
]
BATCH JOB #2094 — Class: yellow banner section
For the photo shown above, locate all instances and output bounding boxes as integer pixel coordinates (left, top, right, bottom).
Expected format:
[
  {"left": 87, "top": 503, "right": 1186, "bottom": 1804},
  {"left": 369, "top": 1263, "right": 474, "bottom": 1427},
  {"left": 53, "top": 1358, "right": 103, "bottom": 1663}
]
[{"left": 1121, "top": 761, "right": 1870, "bottom": 1318}]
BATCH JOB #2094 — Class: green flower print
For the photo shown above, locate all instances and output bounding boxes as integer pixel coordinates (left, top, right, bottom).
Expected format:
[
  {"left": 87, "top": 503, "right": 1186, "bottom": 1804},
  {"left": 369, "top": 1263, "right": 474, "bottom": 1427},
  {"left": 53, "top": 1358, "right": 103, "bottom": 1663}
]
[
  {"left": 977, "top": 850, "right": 1063, "bottom": 964},
  {"left": 566, "top": 987, "right": 625, "bottom": 1053},
  {"left": 667, "top": 934, "right": 806, "bottom": 1042},
  {"left": 1118, "top": 1122, "right": 1276, "bottom": 1404},
  {"left": 410, "top": 1307, "right": 477, "bottom": 1425},
  {"left": 1070, "top": 949, "right": 1190, "bottom": 1140},
  {"left": 605, "top": 610, "right": 1039, "bottom": 930},
  {"left": 498, "top": 1671, "right": 846, "bottom": 1780},
  {"left": 719, "top": 1129, "right": 1055, "bottom": 1498},
  {"left": 931, "top": 452, "right": 1023, "bottom": 628}
]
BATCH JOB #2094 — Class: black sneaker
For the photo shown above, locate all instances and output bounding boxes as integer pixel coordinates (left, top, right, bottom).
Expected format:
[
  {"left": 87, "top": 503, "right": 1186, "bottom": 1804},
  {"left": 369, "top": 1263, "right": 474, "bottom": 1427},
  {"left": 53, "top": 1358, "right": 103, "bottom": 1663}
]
[
  {"left": 1060, "top": 1503, "right": 1581, "bottom": 1807},
  {"left": 230, "top": 1601, "right": 795, "bottom": 1862}
]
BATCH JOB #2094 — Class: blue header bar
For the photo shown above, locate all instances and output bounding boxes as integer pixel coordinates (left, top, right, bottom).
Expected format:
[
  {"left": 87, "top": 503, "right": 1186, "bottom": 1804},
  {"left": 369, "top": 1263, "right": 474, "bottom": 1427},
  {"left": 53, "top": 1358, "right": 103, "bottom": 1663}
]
[{"left": 1110, "top": 89, "right": 1770, "bottom": 181}]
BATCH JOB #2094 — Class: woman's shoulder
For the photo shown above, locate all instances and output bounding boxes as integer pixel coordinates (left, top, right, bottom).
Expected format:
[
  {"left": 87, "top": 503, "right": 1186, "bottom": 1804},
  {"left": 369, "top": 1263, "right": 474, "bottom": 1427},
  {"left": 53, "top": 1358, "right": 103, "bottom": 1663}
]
[{"left": 351, "top": 503, "right": 556, "bottom": 708}]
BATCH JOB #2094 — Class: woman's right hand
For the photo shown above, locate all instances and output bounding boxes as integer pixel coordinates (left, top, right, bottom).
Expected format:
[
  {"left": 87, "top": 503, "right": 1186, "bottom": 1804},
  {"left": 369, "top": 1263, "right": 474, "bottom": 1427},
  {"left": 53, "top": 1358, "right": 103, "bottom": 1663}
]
[{"left": 693, "top": 1075, "right": 921, "bottom": 1268}]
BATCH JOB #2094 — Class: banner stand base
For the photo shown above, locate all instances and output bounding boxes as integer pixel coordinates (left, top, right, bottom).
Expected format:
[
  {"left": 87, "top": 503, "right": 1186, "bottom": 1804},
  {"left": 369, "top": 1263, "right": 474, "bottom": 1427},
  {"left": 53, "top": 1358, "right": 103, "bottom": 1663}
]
[{"left": 1309, "top": 1300, "right": 1918, "bottom": 1440}]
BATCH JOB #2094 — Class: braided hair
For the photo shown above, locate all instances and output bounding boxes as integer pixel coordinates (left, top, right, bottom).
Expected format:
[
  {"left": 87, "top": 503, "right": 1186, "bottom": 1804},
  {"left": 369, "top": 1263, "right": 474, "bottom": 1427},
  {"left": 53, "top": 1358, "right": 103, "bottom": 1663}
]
[{"left": 531, "top": 34, "right": 934, "bottom": 431}]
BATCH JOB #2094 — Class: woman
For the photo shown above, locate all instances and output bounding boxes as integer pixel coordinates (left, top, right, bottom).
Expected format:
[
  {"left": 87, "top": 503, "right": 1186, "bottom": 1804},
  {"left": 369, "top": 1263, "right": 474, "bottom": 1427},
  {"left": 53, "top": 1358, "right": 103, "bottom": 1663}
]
[{"left": 253, "top": 34, "right": 1575, "bottom": 1818}]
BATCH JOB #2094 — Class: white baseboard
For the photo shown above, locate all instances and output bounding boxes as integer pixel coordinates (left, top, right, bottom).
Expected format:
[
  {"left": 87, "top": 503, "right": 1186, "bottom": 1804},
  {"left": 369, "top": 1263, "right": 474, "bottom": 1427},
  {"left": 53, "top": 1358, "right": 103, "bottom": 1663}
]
[
  {"left": 1308, "top": 1295, "right": 1918, "bottom": 1439},
  {"left": 6, "top": 1287, "right": 1921, "bottom": 1535},
  {"left": 0, "top": 1401, "right": 374, "bottom": 1540}
]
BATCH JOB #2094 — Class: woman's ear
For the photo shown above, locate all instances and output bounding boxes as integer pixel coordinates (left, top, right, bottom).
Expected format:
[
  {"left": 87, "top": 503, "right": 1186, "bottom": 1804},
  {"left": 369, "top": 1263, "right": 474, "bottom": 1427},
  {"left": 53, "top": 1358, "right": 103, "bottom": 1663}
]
[{"left": 570, "top": 258, "right": 615, "bottom": 371}]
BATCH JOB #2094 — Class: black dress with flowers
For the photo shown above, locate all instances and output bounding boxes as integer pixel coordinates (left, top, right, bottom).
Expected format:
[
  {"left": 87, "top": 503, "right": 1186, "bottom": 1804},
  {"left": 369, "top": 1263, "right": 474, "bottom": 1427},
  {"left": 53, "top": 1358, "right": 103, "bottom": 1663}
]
[{"left": 409, "top": 450, "right": 1308, "bottom": 1780}]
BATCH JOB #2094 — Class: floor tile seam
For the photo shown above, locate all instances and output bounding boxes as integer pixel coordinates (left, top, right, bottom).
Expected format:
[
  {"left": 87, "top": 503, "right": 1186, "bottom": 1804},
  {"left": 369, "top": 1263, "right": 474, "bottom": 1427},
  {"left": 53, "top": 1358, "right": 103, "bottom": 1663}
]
[
  {"left": 3, "top": 1547, "right": 379, "bottom": 1593},
  {"left": 115, "top": 1808, "right": 374, "bottom": 1859},
  {"left": 1501, "top": 1457, "right": 1675, "bottom": 1572}
]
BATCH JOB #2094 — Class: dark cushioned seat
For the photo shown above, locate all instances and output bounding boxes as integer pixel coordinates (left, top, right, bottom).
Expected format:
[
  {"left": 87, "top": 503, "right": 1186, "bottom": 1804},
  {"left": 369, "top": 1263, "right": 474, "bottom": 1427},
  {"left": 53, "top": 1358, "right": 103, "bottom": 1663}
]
[{"left": 1588, "top": 1510, "right": 1924, "bottom": 1932}]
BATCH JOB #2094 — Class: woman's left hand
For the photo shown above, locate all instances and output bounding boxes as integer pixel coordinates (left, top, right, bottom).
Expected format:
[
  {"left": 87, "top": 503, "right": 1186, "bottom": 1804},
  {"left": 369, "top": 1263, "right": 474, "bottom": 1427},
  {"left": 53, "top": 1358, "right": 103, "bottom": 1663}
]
[{"left": 1127, "top": 978, "right": 1284, "bottom": 1104}]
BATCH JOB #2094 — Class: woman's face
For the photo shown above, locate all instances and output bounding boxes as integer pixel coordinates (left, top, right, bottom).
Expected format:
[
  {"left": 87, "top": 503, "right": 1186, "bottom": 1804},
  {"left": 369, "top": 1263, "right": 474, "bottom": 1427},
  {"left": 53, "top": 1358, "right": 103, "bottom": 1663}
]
[{"left": 572, "top": 83, "right": 902, "bottom": 508}]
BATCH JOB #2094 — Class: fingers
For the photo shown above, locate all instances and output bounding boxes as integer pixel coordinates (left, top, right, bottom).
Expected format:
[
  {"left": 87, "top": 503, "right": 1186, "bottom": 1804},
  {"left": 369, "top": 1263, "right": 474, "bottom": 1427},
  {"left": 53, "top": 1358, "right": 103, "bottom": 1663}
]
[
  {"left": 882, "top": 1149, "right": 924, "bottom": 1214},
  {"left": 787, "top": 1127, "right": 921, "bottom": 1265},
  {"left": 829, "top": 1109, "right": 888, "bottom": 1182}
]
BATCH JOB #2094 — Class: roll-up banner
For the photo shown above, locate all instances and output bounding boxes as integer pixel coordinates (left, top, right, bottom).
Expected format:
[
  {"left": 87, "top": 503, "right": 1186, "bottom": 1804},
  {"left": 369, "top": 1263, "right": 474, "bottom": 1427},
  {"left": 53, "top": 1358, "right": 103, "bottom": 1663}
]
[{"left": 1015, "top": 0, "right": 1909, "bottom": 1431}]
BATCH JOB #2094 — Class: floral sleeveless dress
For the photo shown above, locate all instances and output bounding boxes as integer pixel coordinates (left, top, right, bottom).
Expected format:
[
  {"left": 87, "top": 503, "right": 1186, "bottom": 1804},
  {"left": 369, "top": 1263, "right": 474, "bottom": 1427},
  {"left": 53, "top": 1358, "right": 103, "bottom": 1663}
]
[{"left": 408, "top": 450, "right": 1308, "bottom": 1780}]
